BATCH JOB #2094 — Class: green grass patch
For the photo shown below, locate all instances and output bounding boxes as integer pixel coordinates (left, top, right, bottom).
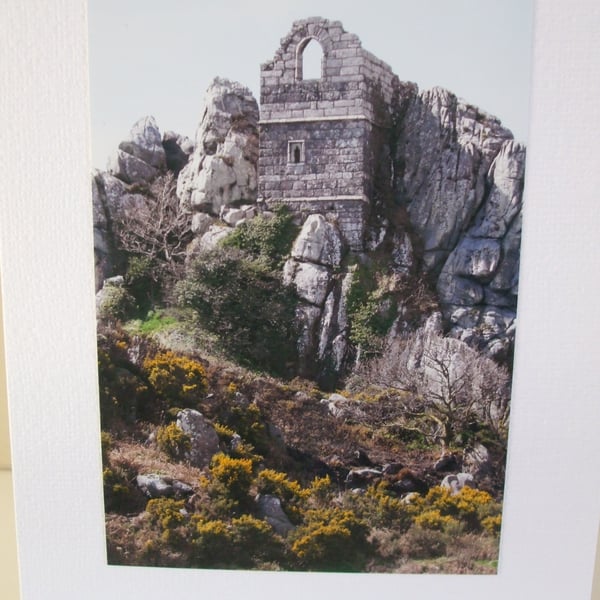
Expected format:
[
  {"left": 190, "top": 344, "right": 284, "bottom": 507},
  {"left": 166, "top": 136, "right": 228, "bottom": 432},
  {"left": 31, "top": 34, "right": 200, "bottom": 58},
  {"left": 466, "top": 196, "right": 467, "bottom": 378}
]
[{"left": 124, "top": 309, "right": 179, "bottom": 336}]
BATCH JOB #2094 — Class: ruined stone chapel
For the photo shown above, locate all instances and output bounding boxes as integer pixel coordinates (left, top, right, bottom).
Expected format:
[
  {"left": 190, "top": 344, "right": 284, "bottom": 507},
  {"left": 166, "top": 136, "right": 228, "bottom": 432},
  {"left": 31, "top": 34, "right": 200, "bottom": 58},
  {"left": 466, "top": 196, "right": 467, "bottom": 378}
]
[{"left": 258, "top": 17, "right": 402, "bottom": 251}]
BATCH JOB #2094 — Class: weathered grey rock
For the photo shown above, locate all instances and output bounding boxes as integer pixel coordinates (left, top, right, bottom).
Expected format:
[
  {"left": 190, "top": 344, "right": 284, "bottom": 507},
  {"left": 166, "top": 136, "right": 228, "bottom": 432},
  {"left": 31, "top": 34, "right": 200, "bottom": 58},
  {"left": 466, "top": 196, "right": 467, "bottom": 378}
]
[
  {"left": 136, "top": 474, "right": 193, "bottom": 499},
  {"left": 118, "top": 116, "right": 167, "bottom": 169},
  {"left": 291, "top": 214, "right": 343, "bottom": 267},
  {"left": 462, "top": 444, "right": 493, "bottom": 479},
  {"left": 397, "top": 87, "right": 514, "bottom": 271},
  {"left": 177, "top": 78, "right": 259, "bottom": 215},
  {"left": 345, "top": 468, "right": 382, "bottom": 487},
  {"left": 441, "top": 472, "right": 475, "bottom": 495},
  {"left": 176, "top": 409, "right": 220, "bottom": 468},
  {"left": 283, "top": 259, "right": 331, "bottom": 306},
  {"left": 320, "top": 394, "right": 366, "bottom": 421},
  {"left": 445, "top": 237, "right": 502, "bottom": 280},
  {"left": 221, "top": 206, "right": 247, "bottom": 227},
  {"left": 190, "top": 212, "right": 214, "bottom": 236},
  {"left": 256, "top": 494, "right": 295, "bottom": 536},
  {"left": 470, "top": 141, "right": 525, "bottom": 239},
  {"left": 186, "top": 224, "right": 232, "bottom": 257},
  {"left": 489, "top": 211, "right": 522, "bottom": 294},
  {"left": 108, "top": 149, "right": 159, "bottom": 184}
]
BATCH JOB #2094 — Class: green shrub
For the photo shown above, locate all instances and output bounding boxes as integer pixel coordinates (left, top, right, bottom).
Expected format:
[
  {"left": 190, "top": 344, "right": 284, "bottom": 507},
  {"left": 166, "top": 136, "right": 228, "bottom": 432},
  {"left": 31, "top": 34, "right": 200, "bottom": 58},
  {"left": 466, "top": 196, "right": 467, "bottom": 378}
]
[
  {"left": 100, "top": 431, "right": 113, "bottom": 465},
  {"left": 208, "top": 453, "right": 254, "bottom": 507},
  {"left": 146, "top": 497, "right": 187, "bottom": 544},
  {"left": 125, "top": 255, "right": 158, "bottom": 313},
  {"left": 156, "top": 422, "right": 191, "bottom": 460},
  {"left": 143, "top": 350, "right": 207, "bottom": 409},
  {"left": 227, "top": 402, "right": 270, "bottom": 455},
  {"left": 103, "top": 467, "right": 135, "bottom": 513},
  {"left": 230, "top": 514, "right": 285, "bottom": 567},
  {"left": 399, "top": 525, "right": 448, "bottom": 559},
  {"left": 97, "top": 283, "right": 136, "bottom": 323},
  {"left": 222, "top": 206, "right": 298, "bottom": 269},
  {"left": 177, "top": 247, "right": 298, "bottom": 376},
  {"left": 346, "top": 263, "right": 397, "bottom": 357},
  {"left": 191, "top": 518, "right": 233, "bottom": 567},
  {"left": 97, "top": 336, "right": 153, "bottom": 427},
  {"left": 289, "top": 508, "right": 370, "bottom": 571}
]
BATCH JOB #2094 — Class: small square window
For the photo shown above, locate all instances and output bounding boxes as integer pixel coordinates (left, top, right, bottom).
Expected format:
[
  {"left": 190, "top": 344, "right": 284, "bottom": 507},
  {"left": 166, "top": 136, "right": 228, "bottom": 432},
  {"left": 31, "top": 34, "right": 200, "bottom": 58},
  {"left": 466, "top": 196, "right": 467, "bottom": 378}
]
[{"left": 288, "top": 140, "right": 305, "bottom": 164}]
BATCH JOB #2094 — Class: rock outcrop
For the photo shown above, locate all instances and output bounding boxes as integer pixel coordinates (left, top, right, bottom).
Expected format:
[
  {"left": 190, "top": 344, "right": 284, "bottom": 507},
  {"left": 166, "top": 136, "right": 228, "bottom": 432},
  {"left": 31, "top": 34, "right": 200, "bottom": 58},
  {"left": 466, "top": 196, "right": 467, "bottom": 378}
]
[
  {"left": 92, "top": 27, "right": 525, "bottom": 378},
  {"left": 92, "top": 117, "right": 194, "bottom": 290},
  {"left": 177, "top": 78, "right": 259, "bottom": 216},
  {"left": 282, "top": 215, "right": 351, "bottom": 383},
  {"left": 108, "top": 116, "right": 167, "bottom": 184},
  {"left": 92, "top": 170, "right": 149, "bottom": 288},
  {"left": 175, "top": 409, "right": 220, "bottom": 468},
  {"left": 162, "top": 130, "right": 194, "bottom": 174},
  {"left": 136, "top": 474, "right": 193, "bottom": 499},
  {"left": 395, "top": 90, "right": 524, "bottom": 358},
  {"left": 396, "top": 87, "right": 514, "bottom": 272}
]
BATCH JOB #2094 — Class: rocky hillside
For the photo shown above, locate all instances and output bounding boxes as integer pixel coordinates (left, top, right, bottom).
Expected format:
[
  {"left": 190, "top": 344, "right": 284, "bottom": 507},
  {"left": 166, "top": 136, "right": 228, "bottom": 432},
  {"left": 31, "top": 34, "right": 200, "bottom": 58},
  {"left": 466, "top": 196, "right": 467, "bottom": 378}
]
[
  {"left": 94, "top": 76, "right": 524, "bottom": 383},
  {"left": 93, "top": 72, "right": 521, "bottom": 574}
]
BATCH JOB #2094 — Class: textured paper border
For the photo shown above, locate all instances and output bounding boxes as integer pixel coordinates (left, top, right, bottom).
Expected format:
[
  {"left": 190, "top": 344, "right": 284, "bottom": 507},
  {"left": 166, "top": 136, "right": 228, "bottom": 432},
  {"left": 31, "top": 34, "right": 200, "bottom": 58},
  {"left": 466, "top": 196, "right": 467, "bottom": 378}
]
[{"left": 1, "top": 1, "right": 599, "bottom": 598}]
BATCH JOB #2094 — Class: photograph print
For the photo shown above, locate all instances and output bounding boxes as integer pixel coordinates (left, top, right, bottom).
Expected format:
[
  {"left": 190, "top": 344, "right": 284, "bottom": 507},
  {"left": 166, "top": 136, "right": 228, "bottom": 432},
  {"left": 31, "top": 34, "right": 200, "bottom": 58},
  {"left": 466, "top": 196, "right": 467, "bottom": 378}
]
[{"left": 90, "top": 0, "right": 532, "bottom": 573}]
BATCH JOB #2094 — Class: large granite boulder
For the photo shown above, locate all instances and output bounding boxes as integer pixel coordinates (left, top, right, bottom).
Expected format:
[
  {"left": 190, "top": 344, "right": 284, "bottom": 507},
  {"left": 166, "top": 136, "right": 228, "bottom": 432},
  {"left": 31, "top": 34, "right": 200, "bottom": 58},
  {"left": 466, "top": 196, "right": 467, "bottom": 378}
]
[
  {"left": 395, "top": 87, "right": 525, "bottom": 358},
  {"left": 177, "top": 78, "right": 259, "bottom": 215},
  {"left": 291, "top": 214, "right": 344, "bottom": 267},
  {"left": 176, "top": 409, "right": 220, "bottom": 468},
  {"left": 255, "top": 494, "right": 295, "bottom": 536},
  {"left": 108, "top": 116, "right": 166, "bottom": 183},
  {"left": 136, "top": 474, "right": 194, "bottom": 499},
  {"left": 397, "top": 87, "right": 513, "bottom": 272},
  {"left": 441, "top": 472, "right": 475, "bottom": 495},
  {"left": 283, "top": 260, "right": 331, "bottom": 306}
]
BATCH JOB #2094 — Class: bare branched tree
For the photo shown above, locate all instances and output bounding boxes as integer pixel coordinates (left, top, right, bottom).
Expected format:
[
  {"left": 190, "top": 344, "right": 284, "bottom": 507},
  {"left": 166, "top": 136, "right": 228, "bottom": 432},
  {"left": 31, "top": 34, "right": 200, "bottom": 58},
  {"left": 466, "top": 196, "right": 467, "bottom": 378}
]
[
  {"left": 352, "top": 328, "right": 511, "bottom": 449},
  {"left": 112, "top": 173, "right": 193, "bottom": 283}
]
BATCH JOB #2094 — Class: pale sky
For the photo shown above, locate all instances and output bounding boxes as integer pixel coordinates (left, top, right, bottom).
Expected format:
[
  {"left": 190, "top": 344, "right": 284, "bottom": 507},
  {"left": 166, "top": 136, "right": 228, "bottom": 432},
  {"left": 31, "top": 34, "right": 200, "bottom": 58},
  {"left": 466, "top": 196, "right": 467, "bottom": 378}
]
[{"left": 88, "top": 0, "right": 534, "bottom": 170}]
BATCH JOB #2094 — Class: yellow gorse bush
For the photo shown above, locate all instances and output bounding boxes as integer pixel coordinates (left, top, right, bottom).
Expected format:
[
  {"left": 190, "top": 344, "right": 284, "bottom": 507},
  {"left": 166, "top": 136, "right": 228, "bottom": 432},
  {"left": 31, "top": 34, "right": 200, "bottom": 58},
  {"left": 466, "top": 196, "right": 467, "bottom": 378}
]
[
  {"left": 143, "top": 351, "right": 207, "bottom": 408},
  {"left": 156, "top": 422, "right": 191, "bottom": 459},
  {"left": 419, "top": 485, "right": 501, "bottom": 532},
  {"left": 414, "top": 509, "right": 459, "bottom": 531},
  {"left": 146, "top": 498, "right": 186, "bottom": 531},
  {"left": 256, "top": 469, "right": 310, "bottom": 502},
  {"left": 290, "top": 508, "right": 370, "bottom": 570},
  {"left": 209, "top": 453, "right": 254, "bottom": 501}
]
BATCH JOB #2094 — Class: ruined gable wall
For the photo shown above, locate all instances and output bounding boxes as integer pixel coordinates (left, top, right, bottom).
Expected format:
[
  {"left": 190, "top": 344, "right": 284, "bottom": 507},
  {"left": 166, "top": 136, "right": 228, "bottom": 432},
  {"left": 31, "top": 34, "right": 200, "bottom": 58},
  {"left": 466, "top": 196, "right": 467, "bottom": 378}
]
[{"left": 258, "top": 18, "right": 401, "bottom": 249}]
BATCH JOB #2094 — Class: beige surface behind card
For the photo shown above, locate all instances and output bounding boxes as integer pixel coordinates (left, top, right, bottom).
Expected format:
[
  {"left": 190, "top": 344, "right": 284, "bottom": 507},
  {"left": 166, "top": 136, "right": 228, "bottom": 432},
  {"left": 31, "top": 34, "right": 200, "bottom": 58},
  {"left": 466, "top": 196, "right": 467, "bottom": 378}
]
[
  {"left": 0, "top": 284, "right": 20, "bottom": 599},
  {"left": 0, "top": 279, "right": 11, "bottom": 470}
]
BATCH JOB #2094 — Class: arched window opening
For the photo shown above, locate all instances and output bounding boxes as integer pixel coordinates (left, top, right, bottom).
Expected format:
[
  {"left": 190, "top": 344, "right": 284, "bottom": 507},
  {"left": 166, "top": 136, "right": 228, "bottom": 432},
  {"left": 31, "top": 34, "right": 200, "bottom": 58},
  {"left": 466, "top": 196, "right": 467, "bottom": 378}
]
[
  {"left": 301, "top": 39, "right": 323, "bottom": 80},
  {"left": 288, "top": 140, "right": 305, "bottom": 164}
]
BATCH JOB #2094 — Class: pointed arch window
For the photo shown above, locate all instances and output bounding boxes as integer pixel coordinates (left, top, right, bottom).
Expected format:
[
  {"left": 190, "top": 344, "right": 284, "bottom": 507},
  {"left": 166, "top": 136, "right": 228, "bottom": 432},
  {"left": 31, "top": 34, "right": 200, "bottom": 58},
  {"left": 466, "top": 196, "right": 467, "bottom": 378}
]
[{"left": 296, "top": 38, "right": 324, "bottom": 81}]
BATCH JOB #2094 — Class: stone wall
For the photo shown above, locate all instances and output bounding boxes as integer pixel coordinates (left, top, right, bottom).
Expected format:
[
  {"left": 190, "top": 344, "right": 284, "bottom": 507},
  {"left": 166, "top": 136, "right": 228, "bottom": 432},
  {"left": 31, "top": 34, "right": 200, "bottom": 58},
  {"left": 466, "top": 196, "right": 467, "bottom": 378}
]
[
  {"left": 259, "top": 120, "right": 367, "bottom": 199},
  {"left": 258, "top": 17, "right": 401, "bottom": 250}
]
